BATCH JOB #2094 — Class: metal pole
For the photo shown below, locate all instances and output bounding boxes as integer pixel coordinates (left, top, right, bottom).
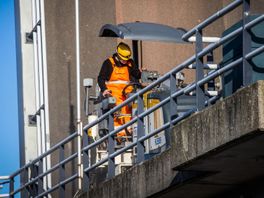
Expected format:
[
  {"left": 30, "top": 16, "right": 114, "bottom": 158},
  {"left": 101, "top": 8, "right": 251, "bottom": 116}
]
[
  {"left": 136, "top": 94, "right": 144, "bottom": 163},
  {"left": 40, "top": 0, "right": 51, "bottom": 156},
  {"left": 243, "top": 0, "right": 252, "bottom": 86},
  {"left": 107, "top": 114, "right": 115, "bottom": 178},
  {"left": 132, "top": 40, "right": 139, "bottom": 68},
  {"left": 85, "top": 87, "right": 89, "bottom": 117},
  {"left": 195, "top": 30, "right": 205, "bottom": 110},
  {"left": 32, "top": 0, "right": 42, "bottom": 158},
  {"left": 75, "top": 0, "right": 83, "bottom": 191},
  {"left": 32, "top": 0, "right": 45, "bottom": 194},
  {"left": 36, "top": 0, "right": 49, "bottom": 193},
  {"left": 169, "top": 74, "right": 177, "bottom": 147},
  {"left": 82, "top": 131, "right": 89, "bottom": 191},
  {"left": 39, "top": 0, "right": 53, "bottom": 193},
  {"left": 139, "top": 40, "right": 143, "bottom": 70},
  {"left": 37, "top": 159, "right": 44, "bottom": 195},
  {"left": 9, "top": 177, "right": 14, "bottom": 198},
  {"left": 188, "top": 36, "right": 220, "bottom": 43},
  {"left": 59, "top": 145, "right": 65, "bottom": 198}
]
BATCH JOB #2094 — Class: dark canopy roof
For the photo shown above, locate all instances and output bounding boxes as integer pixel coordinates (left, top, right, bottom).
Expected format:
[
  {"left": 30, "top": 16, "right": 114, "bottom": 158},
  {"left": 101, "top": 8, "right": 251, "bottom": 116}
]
[{"left": 99, "top": 22, "right": 188, "bottom": 43}]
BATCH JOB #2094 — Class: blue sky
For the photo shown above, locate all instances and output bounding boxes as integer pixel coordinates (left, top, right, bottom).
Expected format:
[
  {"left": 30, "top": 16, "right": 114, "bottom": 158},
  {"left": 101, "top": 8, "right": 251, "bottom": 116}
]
[{"left": 0, "top": 0, "right": 19, "bottom": 180}]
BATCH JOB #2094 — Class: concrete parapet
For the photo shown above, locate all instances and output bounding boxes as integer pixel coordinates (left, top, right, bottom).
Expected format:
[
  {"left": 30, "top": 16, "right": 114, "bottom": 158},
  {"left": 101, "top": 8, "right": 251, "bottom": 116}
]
[{"left": 81, "top": 81, "right": 264, "bottom": 198}]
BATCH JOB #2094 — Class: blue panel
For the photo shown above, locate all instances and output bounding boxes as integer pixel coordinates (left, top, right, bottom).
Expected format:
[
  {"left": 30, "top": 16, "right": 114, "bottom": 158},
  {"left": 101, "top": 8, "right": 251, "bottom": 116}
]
[{"left": 221, "top": 15, "right": 264, "bottom": 97}]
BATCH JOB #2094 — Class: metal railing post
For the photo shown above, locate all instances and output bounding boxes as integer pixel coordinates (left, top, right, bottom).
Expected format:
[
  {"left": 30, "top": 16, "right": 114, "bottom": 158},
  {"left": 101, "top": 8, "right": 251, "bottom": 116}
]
[
  {"left": 136, "top": 94, "right": 145, "bottom": 163},
  {"left": 206, "top": 52, "right": 215, "bottom": 94},
  {"left": 195, "top": 30, "right": 205, "bottom": 110},
  {"left": 29, "top": 164, "right": 37, "bottom": 197},
  {"left": 9, "top": 177, "right": 14, "bottom": 198},
  {"left": 23, "top": 167, "right": 30, "bottom": 197},
  {"left": 37, "top": 159, "right": 44, "bottom": 195},
  {"left": 243, "top": 0, "right": 252, "bottom": 86},
  {"left": 82, "top": 131, "right": 90, "bottom": 191},
  {"left": 59, "top": 145, "right": 65, "bottom": 198},
  {"left": 108, "top": 114, "right": 115, "bottom": 178},
  {"left": 169, "top": 74, "right": 177, "bottom": 147}
]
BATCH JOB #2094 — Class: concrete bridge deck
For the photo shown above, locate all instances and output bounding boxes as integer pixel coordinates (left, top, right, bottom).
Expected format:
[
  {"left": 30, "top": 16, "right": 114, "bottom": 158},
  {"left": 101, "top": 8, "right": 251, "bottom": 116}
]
[{"left": 81, "top": 80, "right": 264, "bottom": 198}]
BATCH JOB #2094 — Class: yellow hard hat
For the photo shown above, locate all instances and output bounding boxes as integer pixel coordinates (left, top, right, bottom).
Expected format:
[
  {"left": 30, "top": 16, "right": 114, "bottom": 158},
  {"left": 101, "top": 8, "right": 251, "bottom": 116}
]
[{"left": 117, "top": 42, "right": 131, "bottom": 61}]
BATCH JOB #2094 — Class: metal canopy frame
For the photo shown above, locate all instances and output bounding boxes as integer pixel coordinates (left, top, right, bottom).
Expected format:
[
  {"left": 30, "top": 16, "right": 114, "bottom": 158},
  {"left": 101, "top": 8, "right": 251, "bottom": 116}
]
[
  {"left": 99, "top": 22, "right": 188, "bottom": 43},
  {"left": 99, "top": 22, "right": 188, "bottom": 67}
]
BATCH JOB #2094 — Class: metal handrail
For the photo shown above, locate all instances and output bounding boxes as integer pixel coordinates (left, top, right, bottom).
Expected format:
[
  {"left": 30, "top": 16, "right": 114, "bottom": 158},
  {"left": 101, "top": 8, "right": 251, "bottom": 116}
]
[
  {"left": 182, "top": 0, "right": 243, "bottom": 41},
  {"left": 0, "top": 194, "right": 9, "bottom": 198},
  {"left": 83, "top": 43, "right": 264, "bottom": 173},
  {"left": 82, "top": 14, "right": 264, "bottom": 154},
  {"left": 0, "top": 177, "right": 9, "bottom": 180},
  {"left": 81, "top": 6, "right": 264, "bottom": 194},
  {"left": 10, "top": 131, "right": 78, "bottom": 178},
  {"left": 35, "top": 174, "right": 78, "bottom": 198},
  {"left": 0, "top": 131, "right": 79, "bottom": 197},
  {"left": 2, "top": 1, "right": 263, "bottom": 197},
  {"left": 12, "top": 152, "right": 78, "bottom": 195},
  {"left": 84, "top": 108, "right": 196, "bottom": 173},
  {"left": 0, "top": 176, "right": 10, "bottom": 198}
]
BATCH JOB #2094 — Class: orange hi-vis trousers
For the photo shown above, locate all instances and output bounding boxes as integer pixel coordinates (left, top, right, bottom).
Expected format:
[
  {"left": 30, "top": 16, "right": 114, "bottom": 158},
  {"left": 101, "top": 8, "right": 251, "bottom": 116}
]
[{"left": 106, "top": 57, "right": 133, "bottom": 142}]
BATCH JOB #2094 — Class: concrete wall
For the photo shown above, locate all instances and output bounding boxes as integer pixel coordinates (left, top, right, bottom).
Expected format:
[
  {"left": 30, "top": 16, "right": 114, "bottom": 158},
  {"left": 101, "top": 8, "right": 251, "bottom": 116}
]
[
  {"left": 82, "top": 81, "right": 264, "bottom": 198},
  {"left": 16, "top": 0, "right": 38, "bottom": 164}
]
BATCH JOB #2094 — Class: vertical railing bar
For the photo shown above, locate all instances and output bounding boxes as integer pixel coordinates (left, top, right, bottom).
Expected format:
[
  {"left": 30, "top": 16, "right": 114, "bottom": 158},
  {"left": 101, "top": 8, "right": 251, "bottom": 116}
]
[
  {"left": 82, "top": 130, "right": 90, "bottom": 191},
  {"left": 136, "top": 94, "right": 144, "bottom": 163},
  {"left": 168, "top": 74, "right": 177, "bottom": 147},
  {"left": 59, "top": 145, "right": 65, "bottom": 198},
  {"left": 206, "top": 51, "right": 215, "bottom": 102},
  {"left": 24, "top": 167, "right": 30, "bottom": 197},
  {"left": 37, "top": 159, "right": 44, "bottom": 196},
  {"left": 9, "top": 177, "right": 14, "bottom": 198},
  {"left": 195, "top": 30, "right": 205, "bottom": 110},
  {"left": 33, "top": 164, "right": 39, "bottom": 196},
  {"left": 242, "top": 0, "right": 252, "bottom": 86},
  {"left": 107, "top": 114, "right": 115, "bottom": 178},
  {"left": 28, "top": 164, "right": 36, "bottom": 197}
]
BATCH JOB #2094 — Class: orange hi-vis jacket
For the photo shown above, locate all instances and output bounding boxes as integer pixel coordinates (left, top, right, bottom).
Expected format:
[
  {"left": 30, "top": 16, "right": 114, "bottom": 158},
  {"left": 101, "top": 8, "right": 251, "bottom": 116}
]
[{"left": 105, "top": 57, "right": 133, "bottom": 139}]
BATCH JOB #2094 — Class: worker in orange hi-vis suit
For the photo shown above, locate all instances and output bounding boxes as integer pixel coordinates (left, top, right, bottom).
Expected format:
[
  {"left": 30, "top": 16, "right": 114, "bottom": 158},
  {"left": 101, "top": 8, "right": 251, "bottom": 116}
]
[{"left": 97, "top": 42, "right": 141, "bottom": 143}]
